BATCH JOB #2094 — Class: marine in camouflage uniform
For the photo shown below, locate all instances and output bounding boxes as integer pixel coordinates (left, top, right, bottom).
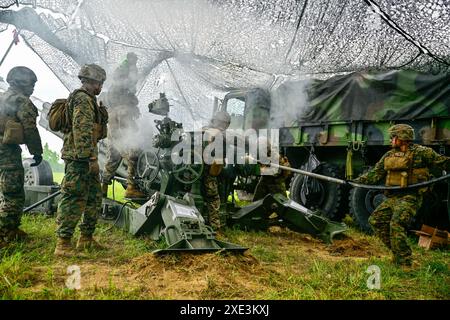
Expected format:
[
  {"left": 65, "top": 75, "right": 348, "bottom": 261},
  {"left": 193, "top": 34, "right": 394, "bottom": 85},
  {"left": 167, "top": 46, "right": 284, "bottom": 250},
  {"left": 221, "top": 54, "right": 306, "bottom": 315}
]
[
  {"left": 201, "top": 111, "right": 231, "bottom": 231},
  {"left": 354, "top": 124, "right": 450, "bottom": 266},
  {"left": 54, "top": 64, "right": 108, "bottom": 256},
  {"left": 0, "top": 67, "right": 43, "bottom": 246},
  {"left": 101, "top": 52, "right": 145, "bottom": 199}
]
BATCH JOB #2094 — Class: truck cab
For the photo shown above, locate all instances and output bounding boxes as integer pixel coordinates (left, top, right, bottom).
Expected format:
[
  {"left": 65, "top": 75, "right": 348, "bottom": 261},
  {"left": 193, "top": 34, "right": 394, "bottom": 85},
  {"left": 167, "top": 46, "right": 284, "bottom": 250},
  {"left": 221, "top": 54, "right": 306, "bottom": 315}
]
[{"left": 216, "top": 88, "right": 271, "bottom": 131}]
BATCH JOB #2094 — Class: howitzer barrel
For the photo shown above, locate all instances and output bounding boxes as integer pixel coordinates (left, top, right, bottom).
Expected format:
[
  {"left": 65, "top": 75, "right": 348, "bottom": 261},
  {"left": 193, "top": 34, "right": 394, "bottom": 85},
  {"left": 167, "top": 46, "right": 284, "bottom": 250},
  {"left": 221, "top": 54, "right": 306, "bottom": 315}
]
[{"left": 268, "top": 162, "right": 347, "bottom": 185}]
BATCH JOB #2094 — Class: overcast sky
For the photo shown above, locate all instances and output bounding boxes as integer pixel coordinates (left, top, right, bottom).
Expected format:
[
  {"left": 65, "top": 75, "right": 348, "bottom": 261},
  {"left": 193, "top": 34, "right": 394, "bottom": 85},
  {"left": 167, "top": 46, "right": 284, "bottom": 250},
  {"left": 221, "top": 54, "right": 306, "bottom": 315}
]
[{"left": 0, "top": 25, "right": 69, "bottom": 156}]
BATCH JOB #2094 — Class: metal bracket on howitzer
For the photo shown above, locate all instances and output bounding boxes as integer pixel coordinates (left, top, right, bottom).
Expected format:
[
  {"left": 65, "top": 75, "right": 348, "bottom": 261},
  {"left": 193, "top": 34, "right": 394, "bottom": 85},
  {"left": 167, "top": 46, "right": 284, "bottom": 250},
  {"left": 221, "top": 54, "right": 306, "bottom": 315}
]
[{"left": 230, "top": 193, "right": 347, "bottom": 244}]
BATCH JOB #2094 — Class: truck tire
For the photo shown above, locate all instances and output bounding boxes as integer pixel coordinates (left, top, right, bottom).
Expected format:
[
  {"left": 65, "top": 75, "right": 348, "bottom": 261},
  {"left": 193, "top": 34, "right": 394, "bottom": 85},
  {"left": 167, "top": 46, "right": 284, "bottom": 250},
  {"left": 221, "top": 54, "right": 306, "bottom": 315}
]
[
  {"left": 289, "top": 162, "right": 346, "bottom": 221},
  {"left": 349, "top": 187, "right": 386, "bottom": 234},
  {"left": 23, "top": 159, "right": 54, "bottom": 186}
]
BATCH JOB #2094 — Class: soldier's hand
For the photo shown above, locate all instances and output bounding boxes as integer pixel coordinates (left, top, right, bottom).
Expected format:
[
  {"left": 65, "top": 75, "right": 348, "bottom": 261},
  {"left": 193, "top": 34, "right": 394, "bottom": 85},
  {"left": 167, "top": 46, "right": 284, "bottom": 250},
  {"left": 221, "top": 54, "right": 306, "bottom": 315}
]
[
  {"left": 89, "top": 160, "right": 100, "bottom": 175},
  {"left": 30, "top": 154, "right": 43, "bottom": 167}
]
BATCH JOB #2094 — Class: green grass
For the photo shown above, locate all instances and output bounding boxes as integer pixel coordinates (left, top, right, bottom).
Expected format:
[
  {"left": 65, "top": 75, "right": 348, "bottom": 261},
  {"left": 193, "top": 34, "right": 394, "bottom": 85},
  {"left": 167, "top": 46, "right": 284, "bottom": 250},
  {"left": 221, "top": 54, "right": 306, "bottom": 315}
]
[{"left": 0, "top": 214, "right": 448, "bottom": 300}]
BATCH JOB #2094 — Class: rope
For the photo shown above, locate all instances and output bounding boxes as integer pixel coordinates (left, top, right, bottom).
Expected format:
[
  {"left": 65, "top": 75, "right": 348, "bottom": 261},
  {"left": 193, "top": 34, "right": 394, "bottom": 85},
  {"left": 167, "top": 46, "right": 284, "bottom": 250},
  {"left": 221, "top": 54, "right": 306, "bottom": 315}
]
[{"left": 363, "top": 0, "right": 450, "bottom": 67}]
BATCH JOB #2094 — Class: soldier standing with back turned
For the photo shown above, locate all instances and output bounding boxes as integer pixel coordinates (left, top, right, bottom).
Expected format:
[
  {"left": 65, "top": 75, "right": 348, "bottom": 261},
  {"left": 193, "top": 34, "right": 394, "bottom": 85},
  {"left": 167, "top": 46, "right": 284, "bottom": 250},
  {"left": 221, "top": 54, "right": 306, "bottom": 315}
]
[
  {"left": 202, "top": 111, "right": 231, "bottom": 231},
  {"left": 54, "top": 64, "right": 108, "bottom": 257},
  {"left": 354, "top": 124, "right": 450, "bottom": 268},
  {"left": 101, "top": 52, "right": 145, "bottom": 199},
  {"left": 0, "top": 66, "right": 43, "bottom": 248}
]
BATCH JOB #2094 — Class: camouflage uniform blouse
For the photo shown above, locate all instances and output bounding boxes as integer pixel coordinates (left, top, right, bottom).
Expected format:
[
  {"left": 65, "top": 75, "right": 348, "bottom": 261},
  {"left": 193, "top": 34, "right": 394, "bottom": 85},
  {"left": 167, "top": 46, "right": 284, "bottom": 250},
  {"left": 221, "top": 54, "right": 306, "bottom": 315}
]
[
  {"left": 61, "top": 89, "right": 100, "bottom": 161},
  {"left": 0, "top": 88, "right": 43, "bottom": 169},
  {"left": 355, "top": 144, "right": 450, "bottom": 187}
]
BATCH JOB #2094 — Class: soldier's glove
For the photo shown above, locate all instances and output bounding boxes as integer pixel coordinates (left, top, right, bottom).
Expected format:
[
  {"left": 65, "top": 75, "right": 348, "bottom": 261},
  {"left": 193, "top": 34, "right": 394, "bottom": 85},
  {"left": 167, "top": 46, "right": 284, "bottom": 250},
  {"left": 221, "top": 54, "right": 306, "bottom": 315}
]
[
  {"left": 30, "top": 154, "right": 43, "bottom": 167},
  {"left": 88, "top": 158, "right": 100, "bottom": 175}
]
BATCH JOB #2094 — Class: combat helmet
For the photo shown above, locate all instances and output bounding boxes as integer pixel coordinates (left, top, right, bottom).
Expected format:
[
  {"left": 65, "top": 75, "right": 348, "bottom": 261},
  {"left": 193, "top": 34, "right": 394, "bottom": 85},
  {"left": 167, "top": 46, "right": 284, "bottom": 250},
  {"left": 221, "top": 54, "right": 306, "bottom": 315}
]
[
  {"left": 6, "top": 66, "right": 37, "bottom": 87},
  {"left": 388, "top": 124, "right": 415, "bottom": 141},
  {"left": 210, "top": 111, "right": 231, "bottom": 131},
  {"left": 78, "top": 64, "right": 106, "bottom": 83}
]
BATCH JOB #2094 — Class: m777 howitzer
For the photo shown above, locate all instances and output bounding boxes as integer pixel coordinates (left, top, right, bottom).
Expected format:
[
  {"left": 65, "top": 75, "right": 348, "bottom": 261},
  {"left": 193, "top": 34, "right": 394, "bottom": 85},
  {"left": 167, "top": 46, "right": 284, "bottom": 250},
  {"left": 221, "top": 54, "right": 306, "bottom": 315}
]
[{"left": 98, "top": 96, "right": 347, "bottom": 252}]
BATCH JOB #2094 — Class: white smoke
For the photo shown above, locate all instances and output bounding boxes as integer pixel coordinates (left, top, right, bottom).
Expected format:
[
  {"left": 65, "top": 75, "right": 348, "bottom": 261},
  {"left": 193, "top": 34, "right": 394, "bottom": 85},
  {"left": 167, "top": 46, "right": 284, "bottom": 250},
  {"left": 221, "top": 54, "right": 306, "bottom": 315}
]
[{"left": 269, "top": 78, "right": 310, "bottom": 128}]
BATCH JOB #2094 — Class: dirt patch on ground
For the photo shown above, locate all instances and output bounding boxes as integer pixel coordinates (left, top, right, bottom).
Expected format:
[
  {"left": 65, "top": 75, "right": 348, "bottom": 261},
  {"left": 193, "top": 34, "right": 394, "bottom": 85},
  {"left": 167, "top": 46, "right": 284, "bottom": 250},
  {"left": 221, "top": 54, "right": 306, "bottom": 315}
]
[
  {"left": 326, "top": 237, "right": 385, "bottom": 258},
  {"left": 122, "top": 252, "right": 267, "bottom": 299}
]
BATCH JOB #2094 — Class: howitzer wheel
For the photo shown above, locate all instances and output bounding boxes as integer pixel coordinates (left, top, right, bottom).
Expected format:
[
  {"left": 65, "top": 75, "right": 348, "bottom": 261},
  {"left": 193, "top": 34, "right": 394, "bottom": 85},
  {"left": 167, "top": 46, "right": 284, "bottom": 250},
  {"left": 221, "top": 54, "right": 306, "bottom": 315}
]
[
  {"left": 136, "top": 150, "right": 160, "bottom": 184},
  {"left": 349, "top": 187, "right": 386, "bottom": 234},
  {"left": 23, "top": 159, "right": 53, "bottom": 186},
  {"left": 289, "top": 162, "right": 347, "bottom": 221},
  {"left": 172, "top": 162, "right": 204, "bottom": 184}
]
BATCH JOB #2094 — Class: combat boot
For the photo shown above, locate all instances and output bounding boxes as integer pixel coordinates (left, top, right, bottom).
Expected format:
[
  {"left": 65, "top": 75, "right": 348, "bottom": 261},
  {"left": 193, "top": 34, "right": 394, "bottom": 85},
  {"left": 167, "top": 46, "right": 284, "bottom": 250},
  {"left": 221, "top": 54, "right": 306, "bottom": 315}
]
[
  {"left": 124, "top": 184, "right": 146, "bottom": 199},
  {"left": 77, "top": 234, "right": 107, "bottom": 251},
  {"left": 54, "top": 238, "right": 74, "bottom": 257},
  {"left": 101, "top": 183, "right": 109, "bottom": 198}
]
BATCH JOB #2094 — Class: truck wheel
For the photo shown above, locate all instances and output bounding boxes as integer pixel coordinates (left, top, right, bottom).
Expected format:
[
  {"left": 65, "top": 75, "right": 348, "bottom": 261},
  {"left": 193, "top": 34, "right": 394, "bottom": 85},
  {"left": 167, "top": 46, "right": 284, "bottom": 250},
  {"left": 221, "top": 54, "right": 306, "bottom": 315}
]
[
  {"left": 349, "top": 187, "right": 386, "bottom": 234},
  {"left": 289, "top": 163, "right": 346, "bottom": 221},
  {"left": 23, "top": 159, "right": 54, "bottom": 186}
]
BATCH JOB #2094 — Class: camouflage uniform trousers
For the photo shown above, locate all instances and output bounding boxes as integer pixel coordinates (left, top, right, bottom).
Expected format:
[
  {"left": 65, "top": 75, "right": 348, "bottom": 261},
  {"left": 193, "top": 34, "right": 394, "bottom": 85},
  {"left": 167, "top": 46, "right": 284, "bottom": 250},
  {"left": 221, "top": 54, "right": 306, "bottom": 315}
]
[
  {"left": 102, "top": 139, "right": 138, "bottom": 187},
  {"left": 0, "top": 144, "right": 25, "bottom": 233},
  {"left": 56, "top": 160, "right": 102, "bottom": 239},
  {"left": 0, "top": 167, "right": 25, "bottom": 232},
  {"left": 253, "top": 176, "right": 287, "bottom": 201},
  {"left": 202, "top": 167, "right": 221, "bottom": 230},
  {"left": 368, "top": 192, "right": 422, "bottom": 265}
]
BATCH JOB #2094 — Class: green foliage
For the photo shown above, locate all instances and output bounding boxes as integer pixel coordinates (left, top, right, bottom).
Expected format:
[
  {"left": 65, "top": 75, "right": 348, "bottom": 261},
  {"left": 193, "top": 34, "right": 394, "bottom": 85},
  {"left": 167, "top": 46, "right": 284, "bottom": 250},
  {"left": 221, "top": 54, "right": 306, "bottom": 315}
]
[{"left": 42, "top": 143, "right": 64, "bottom": 173}]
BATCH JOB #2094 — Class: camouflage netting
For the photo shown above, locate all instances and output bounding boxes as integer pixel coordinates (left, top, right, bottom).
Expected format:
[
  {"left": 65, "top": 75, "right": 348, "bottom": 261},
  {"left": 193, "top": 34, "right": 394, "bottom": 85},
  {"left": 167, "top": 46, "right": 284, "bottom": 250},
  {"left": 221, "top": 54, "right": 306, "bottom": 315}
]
[{"left": 0, "top": 0, "right": 449, "bottom": 128}]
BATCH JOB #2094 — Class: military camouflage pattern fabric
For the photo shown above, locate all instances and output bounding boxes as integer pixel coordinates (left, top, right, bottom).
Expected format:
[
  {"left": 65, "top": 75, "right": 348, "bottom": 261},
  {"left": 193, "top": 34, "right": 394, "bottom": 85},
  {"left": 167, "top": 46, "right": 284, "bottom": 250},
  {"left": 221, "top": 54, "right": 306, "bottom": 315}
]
[
  {"left": 202, "top": 165, "right": 221, "bottom": 230},
  {"left": 0, "top": 88, "right": 42, "bottom": 232},
  {"left": 56, "top": 160, "right": 102, "bottom": 238},
  {"left": 0, "top": 169, "right": 24, "bottom": 230},
  {"left": 253, "top": 155, "right": 292, "bottom": 201},
  {"left": 369, "top": 194, "right": 422, "bottom": 265},
  {"left": 61, "top": 89, "right": 102, "bottom": 161},
  {"left": 57, "top": 88, "right": 103, "bottom": 239},
  {"left": 200, "top": 125, "right": 229, "bottom": 230},
  {"left": 354, "top": 143, "right": 450, "bottom": 265},
  {"left": 300, "top": 70, "right": 450, "bottom": 122},
  {"left": 388, "top": 124, "right": 414, "bottom": 141}
]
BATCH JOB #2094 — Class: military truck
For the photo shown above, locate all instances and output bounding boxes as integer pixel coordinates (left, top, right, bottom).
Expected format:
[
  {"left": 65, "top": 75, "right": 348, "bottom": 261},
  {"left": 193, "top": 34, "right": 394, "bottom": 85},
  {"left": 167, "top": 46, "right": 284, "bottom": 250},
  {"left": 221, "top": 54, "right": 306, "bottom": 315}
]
[{"left": 215, "top": 69, "right": 450, "bottom": 232}]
